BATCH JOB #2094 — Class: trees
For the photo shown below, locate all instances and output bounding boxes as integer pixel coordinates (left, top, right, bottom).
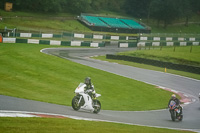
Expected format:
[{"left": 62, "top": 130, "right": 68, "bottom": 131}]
[
  {"left": 179, "top": 0, "right": 193, "bottom": 27},
  {"left": 1, "top": 0, "right": 199, "bottom": 27},
  {"left": 124, "top": 0, "right": 152, "bottom": 18},
  {"left": 123, "top": 0, "right": 199, "bottom": 28},
  {"left": 150, "top": 0, "right": 182, "bottom": 28}
]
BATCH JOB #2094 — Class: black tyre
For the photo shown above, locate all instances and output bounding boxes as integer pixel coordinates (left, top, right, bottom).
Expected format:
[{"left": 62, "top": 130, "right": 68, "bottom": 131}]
[
  {"left": 178, "top": 115, "right": 183, "bottom": 121},
  {"left": 170, "top": 110, "right": 176, "bottom": 121},
  {"left": 93, "top": 100, "right": 101, "bottom": 114},
  {"left": 72, "top": 96, "right": 81, "bottom": 111}
]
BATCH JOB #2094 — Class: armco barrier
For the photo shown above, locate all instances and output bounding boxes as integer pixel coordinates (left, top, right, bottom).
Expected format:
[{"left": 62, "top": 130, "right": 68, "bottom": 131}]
[
  {"left": 136, "top": 41, "right": 199, "bottom": 47},
  {"left": 119, "top": 41, "right": 199, "bottom": 47},
  {"left": 9, "top": 32, "right": 138, "bottom": 41},
  {"left": 2, "top": 38, "right": 105, "bottom": 47},
  {"left": 140, "top": 36, "right": 200, "bottom": 42},
  {"left": 106, "top": 54, "right": 200, "bottom": 74}
]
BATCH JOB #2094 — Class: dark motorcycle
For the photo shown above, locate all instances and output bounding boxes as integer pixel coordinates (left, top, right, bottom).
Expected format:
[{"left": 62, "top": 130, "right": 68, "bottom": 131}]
[{"left": 169, "top": 100, "right": 183, "bottom": 121}]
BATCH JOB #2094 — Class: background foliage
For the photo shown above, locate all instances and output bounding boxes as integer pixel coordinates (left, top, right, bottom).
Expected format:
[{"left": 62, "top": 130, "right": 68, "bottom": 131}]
[{"left": 1, "top": 1, "right": 199, "bottom": 16}]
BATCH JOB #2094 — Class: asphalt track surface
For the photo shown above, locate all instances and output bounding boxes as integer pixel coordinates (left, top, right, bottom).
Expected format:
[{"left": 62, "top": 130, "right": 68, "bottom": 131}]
[{"left": 1, "top": 46, "right": 200, "bottom": 132}]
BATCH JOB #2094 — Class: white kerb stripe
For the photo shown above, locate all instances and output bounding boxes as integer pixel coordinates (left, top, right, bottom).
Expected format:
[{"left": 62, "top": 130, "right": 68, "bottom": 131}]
[
  {"left": 166, "top": 37, "right": 172, "bottom": 41},
  {"left": 153, "top": 37, "right": 160, "bottom": 41},
  {"left": 119, "top": 43, "right": 129, "bottom": 48},
  {"left": 193, "top": 42, "right": 199, "bottom": 45},
  {"left": 189, "top": 38, "right": 195, "bottom": 41},
  {"left": 93, "top": 35, "right": 103, "bottom": 39},
  {"left": 50, "top": 40, "right": 61, "bottom": 45},
  {"left": 111, "top": 36, "right": 119, "bottom": 40},
  {"left": 137, "top": 42, "right": 145, "bottom": 47},
  {"left": 90, "top": 43, "right": 99, "bottom": 47},
  {"left": 178, "top": 37, "right": 184, "bottom": 41},
  {"left": 140, "top": 37, "right": 147, "bottom": 40},
  {"left": 28, "top": 39, "right": 39, "bottom": 44},
  {"left": 180, "top": 42, "right": 187, "bottom": 46},
  {"left": 152, "top": 42, "right": 160, "bottom": 46},
  {"left": 167, "top": 42, "right": 174, "bottom": 46},
  {"left": 71, "top": 41, "right": 81, "bottom": 46},
  {"left": 74, "top": 33, "right": 85, "bottom": 38},
  {"left": 3, "top": 38, "right": 16, "bottom": 43},
  {"left": 20, "top": 33, "right": 32, "bottom": 37},
  {"left": 0, "top": 113, "right": 37, "bottom": 117},
  {"left": 42, "top": 34, "right": 53, "bottom": 38}
]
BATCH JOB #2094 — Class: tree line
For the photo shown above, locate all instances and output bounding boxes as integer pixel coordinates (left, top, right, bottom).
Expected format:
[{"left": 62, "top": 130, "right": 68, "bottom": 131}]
[{"left": 1, "top": 0, "right": 200, "bottom": 28}]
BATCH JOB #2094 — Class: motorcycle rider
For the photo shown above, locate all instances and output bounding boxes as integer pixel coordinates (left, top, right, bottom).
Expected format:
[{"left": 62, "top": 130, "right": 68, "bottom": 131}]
[
  {"left": 168, "top": 94, "right": 182, "bottom": 115},
  {"left": 199, "top": 93, "right": 200, "bottom": 101},
  {"left": 84, "top": 77, "right": 96, "bottom": 99}
]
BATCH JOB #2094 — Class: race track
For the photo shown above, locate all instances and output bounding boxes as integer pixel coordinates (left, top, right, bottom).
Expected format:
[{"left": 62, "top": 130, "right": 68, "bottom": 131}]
[{"left": 1, "top": 46, "right": 200, "bottom": 132}]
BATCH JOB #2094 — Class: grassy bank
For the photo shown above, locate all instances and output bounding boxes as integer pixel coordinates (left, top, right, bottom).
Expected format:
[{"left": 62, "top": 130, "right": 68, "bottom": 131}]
[
  {"left": 0, "top": 117, "right": 194, "bottom": 133},
  {"left": 118, "top": 46, "right": 200, "bottom": 66},
  {"left": 0, "top": 9, "right": 200, "bottom": 34},
  {"left": 0, "top": 43, "right": 172, "bottom": 111},
  {"left": 93, "top": 46, "right": 200, "bottom": 80}
]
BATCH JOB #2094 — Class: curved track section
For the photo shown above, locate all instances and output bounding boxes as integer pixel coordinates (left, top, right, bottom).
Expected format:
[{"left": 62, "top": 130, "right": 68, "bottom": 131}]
[{"left": 1, "top": 47, "right": 200, "bottom": 132}]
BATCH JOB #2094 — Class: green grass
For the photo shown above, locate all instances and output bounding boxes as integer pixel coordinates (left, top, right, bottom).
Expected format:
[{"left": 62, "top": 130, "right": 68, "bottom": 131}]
[
  {"left": 0, "top": 117, "right": 194, "bottom": 133},
  {"left": 0, "top": 9, "right": 90, "bottom": 32},
  {"left": 0, "top": 17, "right": 91, "bottom": 32},
  {"left": 93, "top": 46, "right": 200, "bottom": 80},
  {"left": 0, "top": 43, "right": 173, "bottom": 111},
  {"left": 150, "top": 24, "right": 200, "bottom": 34},
  {"left": 118, "top": 46, "right": 200, "bottom": 66}
]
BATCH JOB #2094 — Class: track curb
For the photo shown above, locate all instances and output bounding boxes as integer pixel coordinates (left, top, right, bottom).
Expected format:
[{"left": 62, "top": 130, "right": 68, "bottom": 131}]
[{"left": 157, "top": 86, "right": 197, "bottom": 105}]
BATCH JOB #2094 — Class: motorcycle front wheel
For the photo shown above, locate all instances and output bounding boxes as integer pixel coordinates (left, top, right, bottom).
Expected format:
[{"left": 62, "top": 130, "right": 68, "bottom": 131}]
[
  {"left": 72, "top": 96, "right": 81, "bottom": 111},
  {"left": 93, "top": 100, "right": 101, "bottom": 114},
  {"left": 170, "top": 110, "right": 176, "bottom": 121}
]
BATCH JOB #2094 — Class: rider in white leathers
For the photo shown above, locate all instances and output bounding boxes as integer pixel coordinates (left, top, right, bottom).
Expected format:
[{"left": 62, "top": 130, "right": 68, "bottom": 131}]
[{"left": 84, "top": 77, "right": 96, "bottom": 99}]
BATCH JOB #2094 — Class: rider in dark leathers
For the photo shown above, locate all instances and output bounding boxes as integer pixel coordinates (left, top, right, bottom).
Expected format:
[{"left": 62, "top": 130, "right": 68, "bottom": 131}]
[
  {"left": 168, "top": 94, "right": 182, "bottom": 115},
  {"left": 84, "top": 77, "right": 96, "bottom": 99}
]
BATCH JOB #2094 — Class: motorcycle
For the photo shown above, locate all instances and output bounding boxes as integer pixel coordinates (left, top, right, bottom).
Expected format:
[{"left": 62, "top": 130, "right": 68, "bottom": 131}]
[
  {"left": 169, "top": 100, "right": 183, "bottom": 121},
  {"left": 72, "top": 83, "right": 101, "bottom": 114},
  {"left": 199, "top": 93, "right": 200, "bottom": 101}
]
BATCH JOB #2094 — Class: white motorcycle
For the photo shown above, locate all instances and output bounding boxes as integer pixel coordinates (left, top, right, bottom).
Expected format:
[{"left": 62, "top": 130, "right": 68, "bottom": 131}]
[{"left": 72, "top": 83, "right": 101, "bottom": 114}]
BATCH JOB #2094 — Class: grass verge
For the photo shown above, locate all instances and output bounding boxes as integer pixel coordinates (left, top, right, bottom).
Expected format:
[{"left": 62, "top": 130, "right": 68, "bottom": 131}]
[
  {"left": 0, "top": 43, "right": 173, "bottom": 111},
  {"left": 118, "top": 46, "right": 200, "bottom": 66},
  {"left": 0, "top": 117, "right": 194, "bottom": 133},
  {"left": 93, "top": 46, "right": 200, "bottom": 80}
]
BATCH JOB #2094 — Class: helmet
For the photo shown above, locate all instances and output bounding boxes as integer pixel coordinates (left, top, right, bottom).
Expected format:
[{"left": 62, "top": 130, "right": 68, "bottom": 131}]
[
  {"left": 172, "top": 94, "right": 176, "bottom": 98},
  {"left": 84, "top": 77, "right": 91, "bottom": 85}
]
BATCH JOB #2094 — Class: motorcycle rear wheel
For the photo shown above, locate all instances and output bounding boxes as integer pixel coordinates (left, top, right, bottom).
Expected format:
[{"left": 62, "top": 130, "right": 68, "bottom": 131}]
[
  {"left": 178, "top": 115, "right": 183, "bottom": 121},
  {"left": 72, "top": 96, "right": 81, "bottom": 111}
]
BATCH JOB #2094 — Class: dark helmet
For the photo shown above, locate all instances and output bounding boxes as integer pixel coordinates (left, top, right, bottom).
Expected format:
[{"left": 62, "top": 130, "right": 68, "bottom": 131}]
[{"left": 84, "top": 77, "right": 91, "bottom": 85}]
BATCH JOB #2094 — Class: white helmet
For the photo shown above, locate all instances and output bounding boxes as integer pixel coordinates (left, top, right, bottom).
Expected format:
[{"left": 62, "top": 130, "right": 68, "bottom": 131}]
[{"left": 172, "top": 94, "right": 176, "bottom": 98}]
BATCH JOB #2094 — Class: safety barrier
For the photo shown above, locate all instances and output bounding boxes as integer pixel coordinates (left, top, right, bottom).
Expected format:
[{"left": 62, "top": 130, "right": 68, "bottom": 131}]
[
  {"left": 7, "top": 32, "right": 200, "bottom": 48},
  {"left": 140, "top": 36, "right": 199, "bottom": 41},
  {"left": 119, "top": 41, "right": 199, "bottom": 47},
  {"left": 9, "top": 32, "right": 138, "bottom": 41},
  {"left": 2, "top": 38, "right": 105, "bottom": 47},
  {"left": 9, "top": 32, "right": 200, "bottom": 42}
]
